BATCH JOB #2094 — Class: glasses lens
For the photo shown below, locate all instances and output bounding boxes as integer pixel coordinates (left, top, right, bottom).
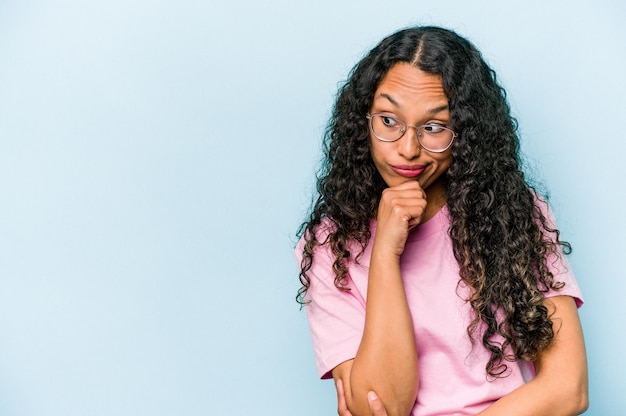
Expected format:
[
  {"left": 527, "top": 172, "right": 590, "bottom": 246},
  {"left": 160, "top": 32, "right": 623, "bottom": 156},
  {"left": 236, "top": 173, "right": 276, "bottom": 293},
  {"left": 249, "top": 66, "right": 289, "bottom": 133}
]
[
  {"left": 418, "top": 124, "right": 454, "bottom": 152},
  {"left": 369, "top": 114, "right": 455, "bottom": 151},
  {"left": 370, "top": 114, "right": 404, "bottom": 141}
]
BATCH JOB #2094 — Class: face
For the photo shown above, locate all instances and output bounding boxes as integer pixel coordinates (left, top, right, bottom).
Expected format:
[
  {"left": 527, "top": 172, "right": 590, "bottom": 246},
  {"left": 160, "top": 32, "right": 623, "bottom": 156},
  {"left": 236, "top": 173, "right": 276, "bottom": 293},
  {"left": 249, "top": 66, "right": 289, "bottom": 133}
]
[{"left": 369, "top": 63, "right": 453, "bottom": 197}]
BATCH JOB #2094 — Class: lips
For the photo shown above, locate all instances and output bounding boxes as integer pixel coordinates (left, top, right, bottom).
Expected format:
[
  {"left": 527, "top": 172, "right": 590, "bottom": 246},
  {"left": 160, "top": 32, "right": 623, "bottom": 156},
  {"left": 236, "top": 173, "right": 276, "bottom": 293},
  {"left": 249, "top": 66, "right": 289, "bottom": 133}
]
[{"left": 391, "top": 164, "right": 426, "bottom": 178}]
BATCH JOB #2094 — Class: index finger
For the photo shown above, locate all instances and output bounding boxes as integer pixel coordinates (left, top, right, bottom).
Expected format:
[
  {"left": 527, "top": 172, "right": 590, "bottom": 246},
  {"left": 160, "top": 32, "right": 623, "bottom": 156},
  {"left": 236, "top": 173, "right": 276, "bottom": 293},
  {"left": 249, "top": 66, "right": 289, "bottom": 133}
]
[{"left": 335, "top": 378, "right": 353, "bottom": 416}]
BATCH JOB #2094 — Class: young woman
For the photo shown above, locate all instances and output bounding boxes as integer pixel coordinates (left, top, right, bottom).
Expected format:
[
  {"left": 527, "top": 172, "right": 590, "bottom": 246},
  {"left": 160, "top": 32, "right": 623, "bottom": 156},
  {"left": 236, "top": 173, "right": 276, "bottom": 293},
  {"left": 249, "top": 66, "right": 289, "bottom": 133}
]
[{"left": 296, "top": 26, "right": 588, "bottom": 416}]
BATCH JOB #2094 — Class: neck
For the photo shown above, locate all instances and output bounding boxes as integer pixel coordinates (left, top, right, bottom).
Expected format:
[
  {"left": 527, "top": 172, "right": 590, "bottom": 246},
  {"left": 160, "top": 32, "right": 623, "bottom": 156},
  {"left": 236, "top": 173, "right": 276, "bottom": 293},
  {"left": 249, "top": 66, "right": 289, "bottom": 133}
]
[{"left": 422, "top": 178, "right": 447, "bottom": 222}]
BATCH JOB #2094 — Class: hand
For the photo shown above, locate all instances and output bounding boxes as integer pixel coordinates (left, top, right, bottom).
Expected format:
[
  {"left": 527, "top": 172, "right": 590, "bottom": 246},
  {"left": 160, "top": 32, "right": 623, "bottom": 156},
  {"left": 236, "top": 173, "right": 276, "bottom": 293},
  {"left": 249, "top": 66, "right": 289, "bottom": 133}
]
[
  {"left": 336, "top": 378, "right": 388, "bottom": 416},
  {"left": 375, "top": 181, "right": 427, "bottom": 257}
]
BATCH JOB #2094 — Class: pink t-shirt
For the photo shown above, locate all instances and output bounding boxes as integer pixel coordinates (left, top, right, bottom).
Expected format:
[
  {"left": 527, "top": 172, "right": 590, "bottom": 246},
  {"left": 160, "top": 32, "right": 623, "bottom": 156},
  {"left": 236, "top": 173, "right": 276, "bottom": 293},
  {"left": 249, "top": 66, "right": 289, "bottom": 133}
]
[{"left": 296, "top": 203, "right": 582, "bottom": 416}]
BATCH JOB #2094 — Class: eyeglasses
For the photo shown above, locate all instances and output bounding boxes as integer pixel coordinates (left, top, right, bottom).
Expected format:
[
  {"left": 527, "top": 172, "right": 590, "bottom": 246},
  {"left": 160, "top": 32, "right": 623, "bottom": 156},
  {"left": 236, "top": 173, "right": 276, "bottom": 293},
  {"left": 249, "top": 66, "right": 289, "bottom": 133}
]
[{"left": 366, "top": 113, "right": 457, "bottom": 153}]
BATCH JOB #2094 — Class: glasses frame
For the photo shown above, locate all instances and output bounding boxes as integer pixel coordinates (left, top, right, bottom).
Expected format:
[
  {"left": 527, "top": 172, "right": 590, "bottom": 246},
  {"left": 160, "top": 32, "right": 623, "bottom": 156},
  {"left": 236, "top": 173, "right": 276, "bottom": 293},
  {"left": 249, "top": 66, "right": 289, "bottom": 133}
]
[{"left": 366, "top": 113, "right": 457, "bottom": 153}]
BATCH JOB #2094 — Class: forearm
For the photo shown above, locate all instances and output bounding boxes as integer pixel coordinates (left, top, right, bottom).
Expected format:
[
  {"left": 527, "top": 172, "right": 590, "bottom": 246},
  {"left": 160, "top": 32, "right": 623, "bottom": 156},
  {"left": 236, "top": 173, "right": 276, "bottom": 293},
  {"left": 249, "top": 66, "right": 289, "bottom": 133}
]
[
  {"left": 478, "top": 296, "right": 588, "bottom": 416},
  {"left": 477, "top": 374, "right": 588, "bottom": 416},
  {"left": 347, "top": 248, "right": 418, "bottom": 416}
]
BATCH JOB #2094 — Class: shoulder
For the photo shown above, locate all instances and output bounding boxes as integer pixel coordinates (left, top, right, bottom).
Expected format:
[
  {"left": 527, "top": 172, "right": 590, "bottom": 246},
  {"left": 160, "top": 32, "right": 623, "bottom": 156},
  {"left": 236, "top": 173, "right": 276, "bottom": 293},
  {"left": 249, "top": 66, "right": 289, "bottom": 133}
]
[
  {"left": 295, "top": 217, "right": 344, "bottom": 266},
  {"left": 296, "top": 217, "right": 337, "bottom": 249},
  {"left": 531, "top": 190, "right": 556, "bottom": 219}
]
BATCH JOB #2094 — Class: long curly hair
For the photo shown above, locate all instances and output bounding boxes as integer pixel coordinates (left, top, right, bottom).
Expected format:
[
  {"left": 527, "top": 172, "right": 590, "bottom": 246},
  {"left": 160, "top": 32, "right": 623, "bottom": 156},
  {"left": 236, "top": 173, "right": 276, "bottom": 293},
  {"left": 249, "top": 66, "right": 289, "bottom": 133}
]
[{"left": 296, "top": 26, "right": 571, "bottom": 378}]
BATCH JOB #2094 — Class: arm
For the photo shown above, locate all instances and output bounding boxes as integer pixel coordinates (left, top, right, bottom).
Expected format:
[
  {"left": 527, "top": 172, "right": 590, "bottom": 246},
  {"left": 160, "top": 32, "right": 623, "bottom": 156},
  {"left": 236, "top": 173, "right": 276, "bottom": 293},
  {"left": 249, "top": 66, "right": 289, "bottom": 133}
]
[
  {"left": 332, "top": 181, "right": 425, "bottom": 416},
  {"left": 477, "top": 295, "right": 588, "bottom": 415},
  {"left": 336, "top": 378, "right": 389, "bottom": 416}
]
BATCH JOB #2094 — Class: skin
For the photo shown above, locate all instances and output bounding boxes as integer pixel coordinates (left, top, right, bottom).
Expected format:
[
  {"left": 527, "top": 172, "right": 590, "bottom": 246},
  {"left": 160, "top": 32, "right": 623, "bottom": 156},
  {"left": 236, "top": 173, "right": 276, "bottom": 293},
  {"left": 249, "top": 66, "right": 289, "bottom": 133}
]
[
  {"left": 336, "top": 378, "right": 387, "bottom": 416},
  {"left": 331, "top": 63, "right": 453, "bottom": 416},
  {"left": 338, "top": 296, "right": 588, "bottom": 416},
  {"left": 368, "top": 63, "right": 453, "bottom": 224},
  {"left": 332, "top": 63, "right": 588, "bottom": 415}
]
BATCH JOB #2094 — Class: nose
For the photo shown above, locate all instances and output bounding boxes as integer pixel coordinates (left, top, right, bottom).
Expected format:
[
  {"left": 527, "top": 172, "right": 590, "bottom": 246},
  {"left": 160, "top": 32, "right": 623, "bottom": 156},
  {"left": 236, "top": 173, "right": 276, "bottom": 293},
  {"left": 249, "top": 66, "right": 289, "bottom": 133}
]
[{"left": 397, "top": 126, "right": 422, "bottom": 160}]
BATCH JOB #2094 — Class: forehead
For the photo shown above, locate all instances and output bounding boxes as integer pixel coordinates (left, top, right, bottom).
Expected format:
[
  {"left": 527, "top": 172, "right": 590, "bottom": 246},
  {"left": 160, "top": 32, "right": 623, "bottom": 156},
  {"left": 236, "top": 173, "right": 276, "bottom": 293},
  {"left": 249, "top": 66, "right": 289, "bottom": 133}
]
[{"left": 373, "top": 63, "right": 447, "bottom": 106}]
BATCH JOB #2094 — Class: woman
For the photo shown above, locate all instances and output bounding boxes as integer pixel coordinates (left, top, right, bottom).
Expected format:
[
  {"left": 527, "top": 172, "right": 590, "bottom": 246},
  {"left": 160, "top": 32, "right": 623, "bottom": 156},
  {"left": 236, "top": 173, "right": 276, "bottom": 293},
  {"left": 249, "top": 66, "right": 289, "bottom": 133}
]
[{"left": 296, "top": 26, "right": 588, "bottom": 416}]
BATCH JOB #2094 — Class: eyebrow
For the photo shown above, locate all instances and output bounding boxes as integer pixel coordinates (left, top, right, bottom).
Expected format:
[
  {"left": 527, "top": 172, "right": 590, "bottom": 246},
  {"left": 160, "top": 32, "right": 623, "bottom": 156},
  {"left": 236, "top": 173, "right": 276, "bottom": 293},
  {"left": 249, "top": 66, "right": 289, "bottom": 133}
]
[{"left": 376, "top": 93, "right": 449, "bottom": 115}]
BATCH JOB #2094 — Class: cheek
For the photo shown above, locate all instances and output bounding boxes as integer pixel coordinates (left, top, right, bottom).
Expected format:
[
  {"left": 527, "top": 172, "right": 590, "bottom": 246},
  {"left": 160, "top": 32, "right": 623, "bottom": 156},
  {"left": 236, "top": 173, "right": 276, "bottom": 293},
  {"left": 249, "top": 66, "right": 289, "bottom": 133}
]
[
  {"left": 368, "top": 140, "right": 385, "bottom": 165},
  {"left": 437, "top": 153, "right": 453, "bottom": 171}
]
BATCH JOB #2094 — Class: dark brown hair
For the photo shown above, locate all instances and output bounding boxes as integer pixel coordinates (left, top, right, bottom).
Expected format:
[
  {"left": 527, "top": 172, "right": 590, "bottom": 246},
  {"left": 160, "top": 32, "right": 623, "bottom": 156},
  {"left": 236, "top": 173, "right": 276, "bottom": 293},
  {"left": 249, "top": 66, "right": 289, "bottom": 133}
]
[{"left": 297, "top": 26, "right": 570, "bottom": 378}]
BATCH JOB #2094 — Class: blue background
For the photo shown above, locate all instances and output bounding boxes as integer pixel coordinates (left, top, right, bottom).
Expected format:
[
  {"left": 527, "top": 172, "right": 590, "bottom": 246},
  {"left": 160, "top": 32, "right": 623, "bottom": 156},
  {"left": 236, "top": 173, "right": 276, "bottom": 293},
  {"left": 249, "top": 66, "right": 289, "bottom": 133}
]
[{"left": 0, "top": 0, "right": 624, "bottom": 414}]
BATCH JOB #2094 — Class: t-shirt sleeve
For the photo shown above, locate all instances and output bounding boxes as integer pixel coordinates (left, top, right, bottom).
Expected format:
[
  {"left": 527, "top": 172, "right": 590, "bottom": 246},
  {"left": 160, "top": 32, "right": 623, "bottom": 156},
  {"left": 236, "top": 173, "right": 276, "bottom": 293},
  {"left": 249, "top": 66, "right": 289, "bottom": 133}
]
[
  {"left": 537, "top": 199, "right": 584, "bottom": 308},
  {"left": 295, "top": 234, "right": 366, "bottom": 379}
]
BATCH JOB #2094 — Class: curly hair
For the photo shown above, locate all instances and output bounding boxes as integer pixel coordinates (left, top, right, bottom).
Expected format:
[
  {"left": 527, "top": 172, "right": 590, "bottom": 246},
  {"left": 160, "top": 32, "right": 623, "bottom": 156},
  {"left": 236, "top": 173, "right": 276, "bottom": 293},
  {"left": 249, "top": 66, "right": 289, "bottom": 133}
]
[{"left": 296, "top": 26, "right": 571, "bottom": 379}]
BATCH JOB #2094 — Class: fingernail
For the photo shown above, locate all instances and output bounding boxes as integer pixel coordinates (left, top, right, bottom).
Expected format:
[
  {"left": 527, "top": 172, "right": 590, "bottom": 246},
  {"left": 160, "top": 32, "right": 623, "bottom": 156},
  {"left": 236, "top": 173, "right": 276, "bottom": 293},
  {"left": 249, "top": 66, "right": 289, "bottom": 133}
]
[{"left": 368, "top": 391, "right": 377, "bottom": 401}]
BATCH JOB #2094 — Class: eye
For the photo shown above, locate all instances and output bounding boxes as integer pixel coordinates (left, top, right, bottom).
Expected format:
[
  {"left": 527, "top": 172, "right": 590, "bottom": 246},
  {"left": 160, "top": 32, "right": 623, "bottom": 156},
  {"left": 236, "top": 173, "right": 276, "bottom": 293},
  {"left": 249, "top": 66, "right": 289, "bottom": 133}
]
[
  {"left": 380, "top": 115, "right": 399, "bottom": 128},
  {"left": 422, "top": 123, "right": 447, "bottom": 134}
]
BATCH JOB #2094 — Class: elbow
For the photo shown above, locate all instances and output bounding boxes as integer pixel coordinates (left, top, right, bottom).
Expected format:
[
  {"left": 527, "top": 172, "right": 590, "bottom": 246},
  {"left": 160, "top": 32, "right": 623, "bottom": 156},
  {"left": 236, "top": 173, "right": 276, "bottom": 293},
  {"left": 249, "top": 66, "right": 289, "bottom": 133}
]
[
  {"left": 346, "top": 362, "right": 418, "bottom": 416},
  {"left": 368, "top": 394, "right": 414, "bottom": 416},
  {"left": 573, "top": 385, "right": 589, "bottom": 414},
  {"left": 385, "top": 401, "right": 415, "bottom": 416},
  {"left": 346, "top": 388, "right": 416, "bottom": 416},
  {"left": 571, "top": 373, "right": 589, "bottom": 414},
  {"left": 365, "top": 383, "right": 417, "bottom": 416},
  {"left": 536, "top": 372, "right": 588, "bottom": 415},
  {"left": 348, "top": 402, "right": 413, "bottom": 416},
  {"left": 560, "top": 378, "right": 589, "bottom": 415},
  {"left": 568, "top": 393, "right": 588, "bottom": 415},
  {"left": 346, "top": 393, "right": 414, "bottom": 416}
]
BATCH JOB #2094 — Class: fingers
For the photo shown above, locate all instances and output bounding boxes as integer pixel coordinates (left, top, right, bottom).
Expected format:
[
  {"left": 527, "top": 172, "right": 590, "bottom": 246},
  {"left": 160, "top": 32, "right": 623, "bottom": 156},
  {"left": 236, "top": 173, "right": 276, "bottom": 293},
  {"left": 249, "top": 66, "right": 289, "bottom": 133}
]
[
  {"left": 379, "top": 182, "right": 428, "bottom": 226},
  {"left": 367, "top": 391, "right": 388, "bottom": 416},
  {"left": 335, "top": 378, "right": 353, "bottom": 416},
  {"left": 375, "top": 182, "right": 428, "bottom": 255},
  {"left": 336, "top": 380, "right": 388, "bottom": 416}
]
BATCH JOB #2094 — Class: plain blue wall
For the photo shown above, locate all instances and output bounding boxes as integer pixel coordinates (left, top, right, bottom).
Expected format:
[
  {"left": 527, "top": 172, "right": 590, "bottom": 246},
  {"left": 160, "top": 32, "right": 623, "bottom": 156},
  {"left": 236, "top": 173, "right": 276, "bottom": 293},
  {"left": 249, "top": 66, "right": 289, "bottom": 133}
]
[{"left": 0, "top": 0, "right": 624, "bottom": 414}]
